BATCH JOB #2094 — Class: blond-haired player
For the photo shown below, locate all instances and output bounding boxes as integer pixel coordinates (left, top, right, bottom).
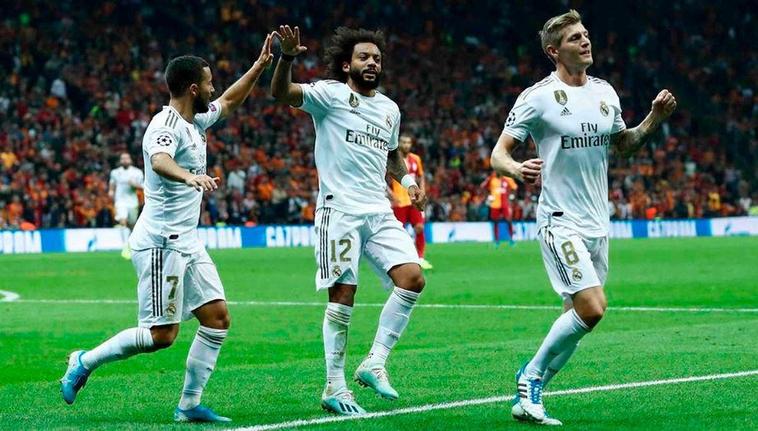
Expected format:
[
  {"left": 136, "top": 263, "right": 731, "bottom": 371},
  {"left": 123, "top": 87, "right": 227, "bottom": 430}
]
[{"left": 491, "top": 10, "right": 676, "bottom": 425}]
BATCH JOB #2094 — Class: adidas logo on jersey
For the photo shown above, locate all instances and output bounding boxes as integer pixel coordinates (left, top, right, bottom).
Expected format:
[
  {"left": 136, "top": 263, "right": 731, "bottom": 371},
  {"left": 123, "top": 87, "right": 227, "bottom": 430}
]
[{"left": 560, "top": 107, "right": 572, "bottom": 116}]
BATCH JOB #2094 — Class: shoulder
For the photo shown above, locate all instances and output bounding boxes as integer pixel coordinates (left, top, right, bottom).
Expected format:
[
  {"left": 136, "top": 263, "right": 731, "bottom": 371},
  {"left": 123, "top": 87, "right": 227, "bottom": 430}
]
[
  {"left": 519, "top": 75, "right": 557, "bottom": 103},
  {"left": 146, "top": 109, "right": 180, "bottom": 133},
  {"left": 587, "top": 75, "right": 613, "bottom": 89},
  {"left": 375, "top": 91, "right": 400, "bottom": 114},
  {"left": 588, "top": 75, "right": 619, "bottom": 98},
  {"left": 306, "top": 79, "right": 345, "bottom": 91}
]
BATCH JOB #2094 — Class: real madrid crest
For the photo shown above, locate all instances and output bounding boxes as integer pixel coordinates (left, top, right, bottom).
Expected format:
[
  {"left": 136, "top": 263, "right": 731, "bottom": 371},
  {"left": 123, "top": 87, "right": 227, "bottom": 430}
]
[
  {"left": 554, "top": 90, "right": 568, "bottom": 105},
  {"left": 572, "top": 268, "right": 583, "bottom": 282},
  {"left": 349, "top": 93, "right": 360, "bottom": 108},
  {"left": 332, "top": 265, "right": 342, "bottom": 277},
  {"left": 385, "top": 114, "right": 393, "bottom": 128},
  {"left": 600, "top": 100, "right": 609, "bottom": 117}
]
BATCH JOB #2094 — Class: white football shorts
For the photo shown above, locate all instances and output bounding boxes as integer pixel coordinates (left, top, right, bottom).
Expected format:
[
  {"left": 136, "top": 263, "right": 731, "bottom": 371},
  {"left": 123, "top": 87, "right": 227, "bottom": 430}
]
[
  {"left": 538, "top": 224, "right": 608, "bottom": 301},
  {"left": 132, "top": 246, "right": 225, "bottom": 328},
  {"left": 314, "top": 208, "right": 420, "bottom": 291}
]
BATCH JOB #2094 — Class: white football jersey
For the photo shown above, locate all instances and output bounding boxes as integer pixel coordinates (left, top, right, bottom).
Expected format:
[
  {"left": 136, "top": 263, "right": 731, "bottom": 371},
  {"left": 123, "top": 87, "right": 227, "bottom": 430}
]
[
  {"left": 109, "top": 166, "right": 143, "bottom": 208},
  {"left": 297, "top": 80, "right": 401, "bottom": 215},
  {"left": 130, "top": 100, "right": 222, "bottom": 253},
  {"left": 502, "top": 72, "right": 626, "bottom": 237}
]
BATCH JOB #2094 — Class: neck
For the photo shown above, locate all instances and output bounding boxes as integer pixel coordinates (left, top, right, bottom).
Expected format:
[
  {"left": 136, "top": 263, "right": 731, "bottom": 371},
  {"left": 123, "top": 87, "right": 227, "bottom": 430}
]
[
  {"left": 346, "top": 79, "right": 376, "bottom": 97},
  {"left": 555, "top": 63, "right": 588, "bottom": 87},
  {"left": 169, "top": 97, "right": 195, "bottom": 123}
]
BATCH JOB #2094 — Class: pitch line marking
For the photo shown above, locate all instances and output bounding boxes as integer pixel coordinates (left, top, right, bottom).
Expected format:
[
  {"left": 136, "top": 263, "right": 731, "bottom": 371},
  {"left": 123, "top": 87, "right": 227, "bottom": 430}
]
[
  {"left": 0, "top": 290, "right": 20, "bottom": 302},
  {"left": 11, "top": 298, "right": 758, "bottom": 313},
  {"left": 228, "top": 370, "right": 758, "bottom": 431}
]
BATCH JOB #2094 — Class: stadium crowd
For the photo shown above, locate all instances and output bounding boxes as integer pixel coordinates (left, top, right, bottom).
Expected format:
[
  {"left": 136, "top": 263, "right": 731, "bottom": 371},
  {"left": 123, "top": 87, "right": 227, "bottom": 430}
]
[{"left": 0, "top": 0, "right": 754, "bottom": 229}]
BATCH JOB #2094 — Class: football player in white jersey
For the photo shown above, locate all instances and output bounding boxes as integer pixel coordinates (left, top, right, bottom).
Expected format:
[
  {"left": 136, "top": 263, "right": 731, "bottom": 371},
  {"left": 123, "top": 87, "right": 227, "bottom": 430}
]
[
  {"left": 109, "top": 152, "right": 143, "bottom": 259},
  {"left": 490, "top": 10, "right": 676, "bottom": 426},
  {"left": 271, "top": 25, "right": 427, "bottom": 415},
  {"left": 60, "top": 34, "right": 275, "bottom": 423}
]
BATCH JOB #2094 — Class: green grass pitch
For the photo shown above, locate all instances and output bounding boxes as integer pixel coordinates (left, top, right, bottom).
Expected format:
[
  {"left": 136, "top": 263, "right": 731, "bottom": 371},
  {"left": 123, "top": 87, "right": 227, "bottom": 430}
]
[{"left": 0, "top": 236, "right": 756, "bottom": 430}]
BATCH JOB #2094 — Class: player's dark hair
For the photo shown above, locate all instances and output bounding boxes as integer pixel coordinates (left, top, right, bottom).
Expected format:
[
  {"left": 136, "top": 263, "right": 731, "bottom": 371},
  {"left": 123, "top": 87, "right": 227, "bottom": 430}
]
[
  {"left": 324, "top": 27, "right": 386, "bottom": 82},
  {"left": 165, "top": 55, "right": 209, "bottom": 96}
]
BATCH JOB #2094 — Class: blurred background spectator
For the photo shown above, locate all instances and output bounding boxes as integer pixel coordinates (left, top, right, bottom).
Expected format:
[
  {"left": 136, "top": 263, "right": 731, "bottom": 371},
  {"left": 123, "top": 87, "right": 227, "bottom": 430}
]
[{"left": 0, "top": 0, "right": 754, "bottom": 229}]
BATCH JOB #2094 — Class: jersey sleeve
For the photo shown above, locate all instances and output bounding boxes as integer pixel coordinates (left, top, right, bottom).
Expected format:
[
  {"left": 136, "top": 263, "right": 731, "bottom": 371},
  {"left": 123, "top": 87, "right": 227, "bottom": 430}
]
[
  {"left": 109, "top": 170, "right": 116, "bottom": 186},
  {"left": 193, "top": 100, "right": 223, "bottom": 131},
  {"left": 609, "top": 88, "right": 626, "bottom": 134},
  {"left": 144, "top": 126, "right": 180, "bottom": 159},
  {"left": 416, "top": 155, "right": 424, "bottom": 176},
  {"left": 388, "top": 111, "right": 401, "bottom": 151},
  {"left": 502, "top": 94, "right": 540, "bottom": 142},
  {"left": 298, "top": 80, "right": 336, "bottom": 117}
]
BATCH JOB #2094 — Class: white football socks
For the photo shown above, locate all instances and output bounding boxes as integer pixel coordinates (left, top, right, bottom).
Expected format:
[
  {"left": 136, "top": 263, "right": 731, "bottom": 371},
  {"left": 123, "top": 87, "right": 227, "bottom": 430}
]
[
  {"left": 178, "top": 326, "right": 227, "bottom": 410},
  {"left": 525, "top": 308, "right": 589, "bottom": 379},
  {"left": 80, "top": 327, "right": 155, "bottom": 370},
  {"left": 542, "top": 341, "right": 580, "bottom": 387},
  {"left": 366, "top": 287, "right": 420, "bottom": 367},
  {"left": 323, "top": 302, "right": 353, "bottom": 389}
]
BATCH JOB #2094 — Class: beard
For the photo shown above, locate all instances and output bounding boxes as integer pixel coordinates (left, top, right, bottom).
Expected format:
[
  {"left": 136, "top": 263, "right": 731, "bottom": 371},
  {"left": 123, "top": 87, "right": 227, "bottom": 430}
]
[
  {"left": 193, "top": 93, "right": 210, "bottom": 113},
  {"left": 348, "top": 67, "right": 381, "bottom": 90}
]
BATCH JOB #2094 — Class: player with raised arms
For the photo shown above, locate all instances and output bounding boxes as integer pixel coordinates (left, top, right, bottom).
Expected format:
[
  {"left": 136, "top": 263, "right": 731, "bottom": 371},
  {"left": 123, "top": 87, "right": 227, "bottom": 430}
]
[
  {"left": 491, "top": 10, "right": 676, "bottom": 425},
  {"left": 60, "top": 34, "right": 276, "bottom": 423},
  {"left": 271, "top": 25, "right": 427, "bottom": 415}
]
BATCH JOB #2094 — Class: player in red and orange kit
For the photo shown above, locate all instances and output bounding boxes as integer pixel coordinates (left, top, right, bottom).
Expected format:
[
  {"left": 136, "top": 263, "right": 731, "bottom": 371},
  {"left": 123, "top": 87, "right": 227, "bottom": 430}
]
[
  {"left": 390, "top": 134, "right": 432, "bottom": 269},
  {"left": 481, "top": 171, "right": 518, "bottom": 246}
]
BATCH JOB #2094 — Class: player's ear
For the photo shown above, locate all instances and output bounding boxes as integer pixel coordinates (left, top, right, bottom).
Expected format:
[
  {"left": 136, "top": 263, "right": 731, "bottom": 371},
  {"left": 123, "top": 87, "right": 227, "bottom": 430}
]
[
  {"left": 189, "top": 83, "right": 198, "bottom": 97},
  {"left": 545, "top": 45, "right": 559, "bottom": 62},
  {"left": 342, "top": 61, "right": 350, "bottom": 73}
]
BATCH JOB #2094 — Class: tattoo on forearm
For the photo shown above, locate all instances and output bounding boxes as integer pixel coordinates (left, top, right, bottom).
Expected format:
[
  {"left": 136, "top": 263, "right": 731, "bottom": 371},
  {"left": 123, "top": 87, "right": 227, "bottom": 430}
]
[
  {"left": 387, "top": 150, "right": 407, "bottom": 182},
  {"left": 615, "top": 127, "right": 650, "bottom": 157}
]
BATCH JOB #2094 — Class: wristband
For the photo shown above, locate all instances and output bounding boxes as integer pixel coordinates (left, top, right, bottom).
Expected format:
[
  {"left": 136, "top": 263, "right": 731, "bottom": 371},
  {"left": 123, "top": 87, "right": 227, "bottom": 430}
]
[
  {"left": 400, "top": 174, "right": 418, "bottom": 190},
  {"left": 280, "top": 53, "right": 296, "bottom": 62}
]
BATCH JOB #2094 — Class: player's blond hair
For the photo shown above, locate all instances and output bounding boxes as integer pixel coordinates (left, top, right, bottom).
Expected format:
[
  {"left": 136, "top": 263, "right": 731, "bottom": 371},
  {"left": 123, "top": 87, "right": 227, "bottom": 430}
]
[{"left": 539, "top": 9, "right": 583, "bottom": 64}]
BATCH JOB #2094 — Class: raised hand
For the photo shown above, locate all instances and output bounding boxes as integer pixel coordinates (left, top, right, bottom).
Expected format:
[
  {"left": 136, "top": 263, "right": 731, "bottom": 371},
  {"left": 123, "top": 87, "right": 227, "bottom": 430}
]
[
  {"left": 273, "top": 25, "right": 308, "bottom": 57},
  {"left": 518, "top": 158, "right": 543, "bottom": 184},
  {"left": 651, "top": 89, "right": 677, "bottom": 121},
  {"left": 255, "top": 33, "right": 275, "bottom": 68}
]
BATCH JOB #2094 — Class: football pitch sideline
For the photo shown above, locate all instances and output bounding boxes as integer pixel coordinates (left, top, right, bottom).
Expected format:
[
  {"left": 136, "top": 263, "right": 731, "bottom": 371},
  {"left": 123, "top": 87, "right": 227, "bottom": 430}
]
[{"left": 0, "top": 236, "right": 756, "bottom": 430}]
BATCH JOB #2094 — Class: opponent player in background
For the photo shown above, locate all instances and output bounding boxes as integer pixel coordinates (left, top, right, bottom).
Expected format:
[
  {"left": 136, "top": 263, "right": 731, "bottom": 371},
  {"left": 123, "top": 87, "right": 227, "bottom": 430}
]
[
  {"left": 390, "top": 134, "right": 432, "bottom": 269},
  {"left": 60, "top": 34, "right": 275, "bottom": 423},
  {"left": 272, "top": 25, "right": 427, "bottom": 416},
  {"left": 481, "top": 171, "right": 518, "bottom": 247},
  {"left": 490, "top": 10, "right": 676, "bottom": 425},
  {"left": 109, "top": 152, "right": 143, "bottom": 259}
]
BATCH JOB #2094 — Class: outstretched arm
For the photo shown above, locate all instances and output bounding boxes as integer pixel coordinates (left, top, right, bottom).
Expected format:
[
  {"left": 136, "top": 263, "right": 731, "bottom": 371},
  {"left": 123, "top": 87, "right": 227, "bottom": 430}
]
[
  {"left": 151, "top": 153, "right": 220, "bottom": 192},
  {"left": 271, "top": 25, "right": 308, "bottom": 106},
  {"left": 388, "top": 149, "right": 426, "bottom": 210},
  {"left": 490, "top": 133, "right": 543, "bottom": 184},
  {"left": 613, "top": 89, "right": 677, "bottom": 157},
  {"left": 217, "top": 33, "right": 275, "bottom": 118}
]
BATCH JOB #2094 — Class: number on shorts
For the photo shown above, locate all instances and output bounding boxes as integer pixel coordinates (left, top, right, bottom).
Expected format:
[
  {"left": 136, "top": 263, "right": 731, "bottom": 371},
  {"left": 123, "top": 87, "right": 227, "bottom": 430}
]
[
  {"left": 330, "top": 239, "right": 352, "bottom": 262},
  {"left": 560, "top": 241, "right": 579, "bottom": 265},
  {"left": 166, "top": 276, "right": 179, "bottom": 300}
]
